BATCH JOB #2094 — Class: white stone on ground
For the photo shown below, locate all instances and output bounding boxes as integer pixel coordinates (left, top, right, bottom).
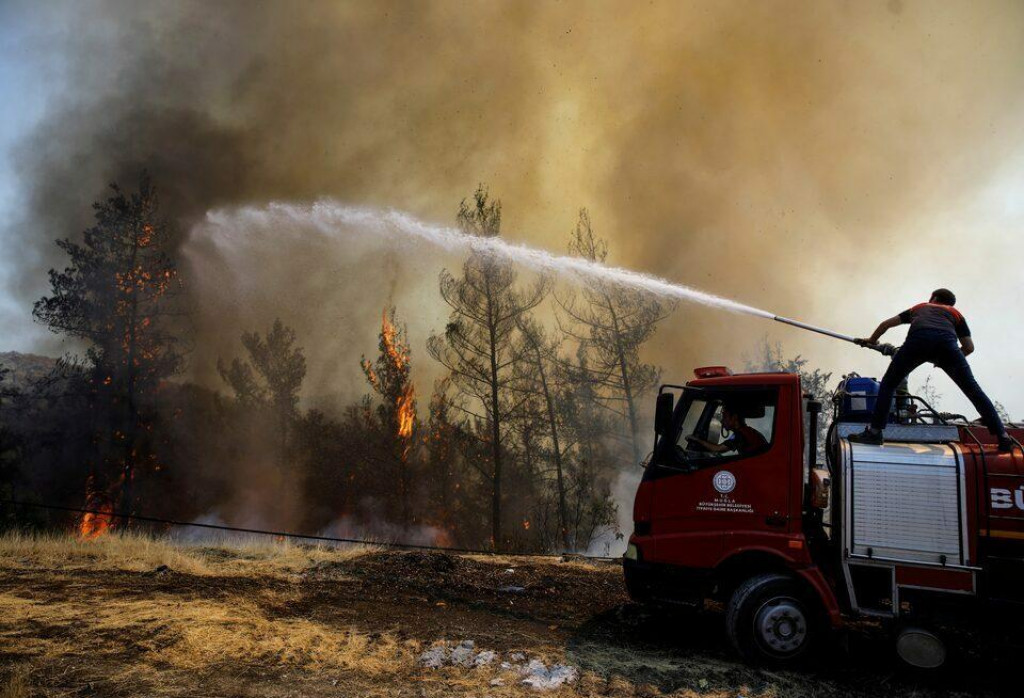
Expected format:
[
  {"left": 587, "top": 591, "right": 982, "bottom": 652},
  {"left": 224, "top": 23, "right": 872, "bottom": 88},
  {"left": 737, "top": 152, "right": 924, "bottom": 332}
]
[
  {"left": 418, "top": 641, "right": 578, "bottom": 691},
  {"left": 521, "top": 660, "right": 579, "bottom": 690},
  {"left": 418, "top": 645, "right": 448, "bottom": 669},
  {"left": 450, "top": 640, "right": 476, "bottom": 667}
]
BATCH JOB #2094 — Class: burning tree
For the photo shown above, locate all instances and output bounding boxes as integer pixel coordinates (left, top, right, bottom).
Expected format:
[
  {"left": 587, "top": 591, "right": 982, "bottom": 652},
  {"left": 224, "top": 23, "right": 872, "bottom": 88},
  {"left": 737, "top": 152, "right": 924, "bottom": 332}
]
[
  {"left": 361, "top": 307, "right": 418, "bottom": 528},
  {"left": 33, "top": 173, "right": 183, "bottom": 532},
  {"left": 218, "top": 318, "right": 307, "bottom": 470},
  {"left": 559, "top": 209, "right": 674, "bottom": 466},
  {"left": 428, "top": 186, "right": 546, "bottom": 550}
]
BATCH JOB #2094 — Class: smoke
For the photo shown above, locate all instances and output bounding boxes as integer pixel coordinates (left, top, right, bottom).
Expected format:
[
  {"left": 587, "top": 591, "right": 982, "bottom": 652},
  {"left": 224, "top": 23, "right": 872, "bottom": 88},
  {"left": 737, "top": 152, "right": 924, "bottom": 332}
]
[
  {"left": 319, "top": 514, "right": 451, "bottom": 549},
  {"left": 7, "top": 1, "right": 1024, "bottom": 372},
  {"left": 586, "top": 466, "right": 643, "bottom": 558},
  {"left": 168, "top": 511, "right": 447, "bottom": 550},
  {"left": 5, "top": 1, "right": 1024, "bottom": 540}
]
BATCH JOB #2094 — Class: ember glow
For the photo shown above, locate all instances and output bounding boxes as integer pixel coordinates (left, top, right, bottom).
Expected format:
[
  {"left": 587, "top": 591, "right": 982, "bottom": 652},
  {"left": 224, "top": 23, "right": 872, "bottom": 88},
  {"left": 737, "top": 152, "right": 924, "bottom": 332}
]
[
  {"left": 430, "top": 526, "right": 455, "bottom": 548},
  {"left": 78, "top": 475, "right": 113, "bottom": 540}
]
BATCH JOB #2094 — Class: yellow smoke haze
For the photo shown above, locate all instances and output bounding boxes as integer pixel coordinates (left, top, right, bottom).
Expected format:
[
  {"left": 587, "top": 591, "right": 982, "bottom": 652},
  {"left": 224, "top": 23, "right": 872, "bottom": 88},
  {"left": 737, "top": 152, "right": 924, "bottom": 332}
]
[{"left": 8, "top": 0, "right": 1024, "bottom": 414}]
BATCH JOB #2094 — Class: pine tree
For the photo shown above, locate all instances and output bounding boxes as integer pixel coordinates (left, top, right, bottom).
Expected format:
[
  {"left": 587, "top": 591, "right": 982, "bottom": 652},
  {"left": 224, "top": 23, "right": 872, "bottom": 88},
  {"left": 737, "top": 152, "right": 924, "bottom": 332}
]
[
  {"left": 218, "top": 318, "right": 307, "bottom": 470},
  {"left": 427, "top": 186, "right": 546, "bottom": 550},
  {"left": 515, "top": 316, "right": 571, "bottom": 550},
  {"left": 425, "top": 379, "right": 461, "bottom": 533},
  {"left": 361, "top": 307, "right": 418, "bottom": 527},
  {"left": 559, "top": 209, "right": 674, "bottom": 466},
  {"left": 33, "top": 173, "right": 183, "bottom": 515}
]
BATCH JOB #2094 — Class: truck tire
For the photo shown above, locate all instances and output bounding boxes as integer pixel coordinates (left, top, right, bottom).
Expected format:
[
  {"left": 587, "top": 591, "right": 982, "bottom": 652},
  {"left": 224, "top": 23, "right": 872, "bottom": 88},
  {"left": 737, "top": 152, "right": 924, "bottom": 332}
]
[{"left": 726, "top": 573, "right": 818, "bottom": 665}]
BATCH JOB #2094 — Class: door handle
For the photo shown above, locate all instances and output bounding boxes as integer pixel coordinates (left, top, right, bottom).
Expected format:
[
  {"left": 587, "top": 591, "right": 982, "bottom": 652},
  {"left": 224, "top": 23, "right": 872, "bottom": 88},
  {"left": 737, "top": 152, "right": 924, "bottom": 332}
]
[{"left": 765, "top": 513, "right": 787, "bottom": 527}]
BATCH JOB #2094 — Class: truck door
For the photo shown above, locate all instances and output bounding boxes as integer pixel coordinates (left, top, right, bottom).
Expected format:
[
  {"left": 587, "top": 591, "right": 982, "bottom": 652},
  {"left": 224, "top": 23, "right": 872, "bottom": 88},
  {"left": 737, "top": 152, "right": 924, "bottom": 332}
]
[{"left": 645, "top": 386, "right": 790, "bottom": 568}]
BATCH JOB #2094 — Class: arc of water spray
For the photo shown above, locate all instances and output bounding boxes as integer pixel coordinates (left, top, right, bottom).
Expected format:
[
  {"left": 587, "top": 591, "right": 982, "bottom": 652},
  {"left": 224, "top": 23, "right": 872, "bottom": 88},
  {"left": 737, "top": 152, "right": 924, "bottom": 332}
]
[{"left": 201, "top": 201, "right": 871, "bottom": 351}]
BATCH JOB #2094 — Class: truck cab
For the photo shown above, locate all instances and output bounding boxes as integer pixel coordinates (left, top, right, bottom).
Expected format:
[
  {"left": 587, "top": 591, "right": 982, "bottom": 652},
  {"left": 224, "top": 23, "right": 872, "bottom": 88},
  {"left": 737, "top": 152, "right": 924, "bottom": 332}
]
[{"left": 624, "top": 366, "right": 1024, "bottom": 667}]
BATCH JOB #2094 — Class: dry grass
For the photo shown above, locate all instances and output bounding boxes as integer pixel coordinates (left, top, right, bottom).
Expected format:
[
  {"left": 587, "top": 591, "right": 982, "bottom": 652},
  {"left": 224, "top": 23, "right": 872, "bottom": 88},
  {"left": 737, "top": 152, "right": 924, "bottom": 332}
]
[
  {"left": 0, "top": 580, "right": 581, "bottom": 698},
  {"left": 0, "top": 532, "right": 414, "bottom": 695},
  {"left": 0, "top": 667, "right": 29, "bottom": 698},
  {"left": 461, "top": 553, "right": 613, "bottom": 572},
  {"left": 0, "top": 590, "right": 413, "bottom": 675},
  {"left": 0, "top": 534, "right": 602, "bottom": 696},
  {"left": 0, "top": 529, "right": 376, "bottom": 578},
  {"left": 0, "top": 533, "right": 968, "bottom": 697}
]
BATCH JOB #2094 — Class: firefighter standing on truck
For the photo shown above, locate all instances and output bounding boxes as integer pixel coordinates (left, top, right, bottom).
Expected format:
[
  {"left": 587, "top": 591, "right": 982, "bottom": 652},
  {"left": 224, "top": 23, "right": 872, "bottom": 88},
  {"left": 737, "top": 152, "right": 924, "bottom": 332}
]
[{"left": 849, "top": 288, "right": 1012, "bottom": 452}]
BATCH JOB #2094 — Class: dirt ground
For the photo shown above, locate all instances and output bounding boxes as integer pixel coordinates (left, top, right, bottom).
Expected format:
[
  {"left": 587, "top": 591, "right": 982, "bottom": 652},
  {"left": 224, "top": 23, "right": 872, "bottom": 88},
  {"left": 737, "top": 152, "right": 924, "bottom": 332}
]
[{"left": 0, "top": 534, "right": 1013, "bottom": 697}]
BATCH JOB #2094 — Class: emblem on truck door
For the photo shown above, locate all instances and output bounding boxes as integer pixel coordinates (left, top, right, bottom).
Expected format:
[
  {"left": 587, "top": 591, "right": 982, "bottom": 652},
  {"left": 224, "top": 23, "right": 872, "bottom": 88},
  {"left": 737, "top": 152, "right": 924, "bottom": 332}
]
[
  {"left": 698, "top": 471, "right": 752, "bottom": 514},
  {"left": 713, "top": 470, "right": 737, "bottom": 494}
]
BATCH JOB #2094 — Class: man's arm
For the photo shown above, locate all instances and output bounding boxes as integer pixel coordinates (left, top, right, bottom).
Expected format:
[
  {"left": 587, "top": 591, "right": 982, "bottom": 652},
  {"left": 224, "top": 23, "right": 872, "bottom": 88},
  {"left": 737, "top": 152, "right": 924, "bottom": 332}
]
[
  {"left": 857, "top": 315, "right": 904, "bottom": 346},
  {"left": 687, "top": 436, "right": 730, "bottom": 453},
  {"left": 955, "top": 316, "right": 973, "bottom": 355}
]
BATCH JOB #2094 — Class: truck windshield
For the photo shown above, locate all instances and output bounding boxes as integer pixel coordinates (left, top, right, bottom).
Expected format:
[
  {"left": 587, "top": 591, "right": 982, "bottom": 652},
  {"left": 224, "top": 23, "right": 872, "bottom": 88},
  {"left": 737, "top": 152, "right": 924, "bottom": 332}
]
[{"left": 660, "top": 387, "right": 777, "bottom": 467}]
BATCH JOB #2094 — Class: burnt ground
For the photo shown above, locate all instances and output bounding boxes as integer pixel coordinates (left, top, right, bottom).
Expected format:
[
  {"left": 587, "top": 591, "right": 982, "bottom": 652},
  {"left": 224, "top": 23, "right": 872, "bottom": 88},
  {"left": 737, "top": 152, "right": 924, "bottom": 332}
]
[{"left": 0, "top": 546, "right": 1016, "bottom": 697}]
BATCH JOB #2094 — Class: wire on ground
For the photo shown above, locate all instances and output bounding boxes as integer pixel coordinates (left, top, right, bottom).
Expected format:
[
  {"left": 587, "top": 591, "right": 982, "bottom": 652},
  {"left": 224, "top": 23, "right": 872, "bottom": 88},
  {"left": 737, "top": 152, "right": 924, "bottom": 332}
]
[{"left": 3, "top": 499, "right": 623, "bottom": 563}]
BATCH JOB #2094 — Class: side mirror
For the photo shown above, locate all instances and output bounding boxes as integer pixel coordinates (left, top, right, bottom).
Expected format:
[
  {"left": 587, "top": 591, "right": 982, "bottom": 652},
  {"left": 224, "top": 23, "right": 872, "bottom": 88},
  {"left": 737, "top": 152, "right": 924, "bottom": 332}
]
[{"left": 655, "top": 392, "right": 674, "bottom": 436}]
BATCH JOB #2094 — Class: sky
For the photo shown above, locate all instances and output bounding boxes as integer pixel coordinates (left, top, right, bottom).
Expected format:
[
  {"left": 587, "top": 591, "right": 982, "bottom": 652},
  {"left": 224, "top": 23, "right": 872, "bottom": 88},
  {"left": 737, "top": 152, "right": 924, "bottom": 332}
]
[
  {"left": 2, "top": 0, "right": 1024, "bottom": 419},
  {"left": 0, "top": 2, "right": 53, "bottom": 349}
]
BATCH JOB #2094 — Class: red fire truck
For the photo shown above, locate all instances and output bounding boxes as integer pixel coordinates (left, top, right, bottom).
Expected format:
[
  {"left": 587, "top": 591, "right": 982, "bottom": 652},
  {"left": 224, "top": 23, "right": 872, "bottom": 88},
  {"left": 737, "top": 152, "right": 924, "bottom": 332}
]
[{"left": 623, "top": 366, "right": 1024, "bottom": 668}]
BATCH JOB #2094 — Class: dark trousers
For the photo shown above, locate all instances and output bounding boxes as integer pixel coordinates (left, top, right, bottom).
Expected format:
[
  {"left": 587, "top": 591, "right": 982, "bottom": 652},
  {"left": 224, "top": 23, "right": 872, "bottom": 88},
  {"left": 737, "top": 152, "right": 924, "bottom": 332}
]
[{"left": 870, "top": 329, "right": 1006, "bottom": 435}]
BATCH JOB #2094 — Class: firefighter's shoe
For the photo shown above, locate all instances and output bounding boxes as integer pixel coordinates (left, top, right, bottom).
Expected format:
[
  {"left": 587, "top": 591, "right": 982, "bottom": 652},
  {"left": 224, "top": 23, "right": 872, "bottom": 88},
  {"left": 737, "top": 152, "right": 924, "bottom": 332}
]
[
  {"left": 998, "top": 435, "right": 1014, "bottom": 453},
  {"left": 848, "top": 428, "right": 883, "bottom": 446}
]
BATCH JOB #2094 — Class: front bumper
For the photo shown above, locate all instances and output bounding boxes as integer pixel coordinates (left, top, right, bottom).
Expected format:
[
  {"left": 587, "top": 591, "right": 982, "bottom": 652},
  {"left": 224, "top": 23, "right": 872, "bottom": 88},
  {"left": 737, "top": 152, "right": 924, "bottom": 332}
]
[{"left": 623, "top": 556, "right": 711, "bottom": 607}]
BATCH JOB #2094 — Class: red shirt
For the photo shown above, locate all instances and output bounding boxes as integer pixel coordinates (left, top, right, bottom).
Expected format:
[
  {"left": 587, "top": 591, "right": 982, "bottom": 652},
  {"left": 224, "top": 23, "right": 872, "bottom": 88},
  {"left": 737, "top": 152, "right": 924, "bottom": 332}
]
[
  {"left": 898, "top": 303, "right": 970, "bottom": 339},
  {"left": 725, "top": 424, "right": 769, "bottom": 455}
]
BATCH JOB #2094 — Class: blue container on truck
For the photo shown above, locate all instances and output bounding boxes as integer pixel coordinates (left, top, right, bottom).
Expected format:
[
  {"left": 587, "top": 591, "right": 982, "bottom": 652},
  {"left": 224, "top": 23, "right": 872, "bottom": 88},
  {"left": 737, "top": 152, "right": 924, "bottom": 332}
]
[{"left": 837, "top": 375, "right": 882, "bottom": 422}]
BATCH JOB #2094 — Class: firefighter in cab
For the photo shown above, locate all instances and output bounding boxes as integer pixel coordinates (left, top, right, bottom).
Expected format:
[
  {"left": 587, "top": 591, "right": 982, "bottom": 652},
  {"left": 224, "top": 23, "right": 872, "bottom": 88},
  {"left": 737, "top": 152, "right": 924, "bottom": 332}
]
[{"left": 685, "top": 404, "right": 768, "bottom": 456}]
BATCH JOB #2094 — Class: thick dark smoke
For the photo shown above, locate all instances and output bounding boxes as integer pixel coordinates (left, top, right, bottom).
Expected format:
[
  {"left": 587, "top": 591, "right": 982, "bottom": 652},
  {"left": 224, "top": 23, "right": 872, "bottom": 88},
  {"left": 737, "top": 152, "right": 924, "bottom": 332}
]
[{"left": 7, "top": 0, "right": 1024, "bottom": 398}]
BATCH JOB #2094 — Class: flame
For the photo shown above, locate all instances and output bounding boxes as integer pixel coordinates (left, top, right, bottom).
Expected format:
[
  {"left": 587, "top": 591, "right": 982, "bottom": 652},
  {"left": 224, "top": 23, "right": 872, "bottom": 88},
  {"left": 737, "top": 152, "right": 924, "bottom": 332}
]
[
  {"left": 523, "top": 519, "right": 531, "bottom": 531},
  {"left": 78, "top": 475, "right": 114, "bottom": 540},
  {"left": 396, "top": 385, "right": 415, "bottom": 438},
  {"left": 431, "top": 527, "right": 455, "bottom": 548},
  {"left": 380, "top": 310, "right": 408, "bottom": 372},
  {"left": 379, "top": 310, "right": 416, "bottom": 439}
]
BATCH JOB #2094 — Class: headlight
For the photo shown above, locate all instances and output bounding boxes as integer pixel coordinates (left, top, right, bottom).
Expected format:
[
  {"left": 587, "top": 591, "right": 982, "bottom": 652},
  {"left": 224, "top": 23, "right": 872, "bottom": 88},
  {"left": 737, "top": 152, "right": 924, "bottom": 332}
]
[{"left": 624, "top": 543, "right": 639, "bottom": 561}]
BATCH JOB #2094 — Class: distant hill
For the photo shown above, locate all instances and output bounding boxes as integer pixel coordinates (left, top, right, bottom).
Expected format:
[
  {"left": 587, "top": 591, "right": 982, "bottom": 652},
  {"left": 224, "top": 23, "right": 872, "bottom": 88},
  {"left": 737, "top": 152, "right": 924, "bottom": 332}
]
[{"left": 0, "top": 351, "right": 59, "bottom": 391}]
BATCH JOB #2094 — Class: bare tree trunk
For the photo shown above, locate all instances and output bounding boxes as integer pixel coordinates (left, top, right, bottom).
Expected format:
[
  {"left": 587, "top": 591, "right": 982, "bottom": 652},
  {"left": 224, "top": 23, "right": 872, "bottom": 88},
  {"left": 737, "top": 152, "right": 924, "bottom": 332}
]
[
  {"left": 122, "top": 231, "right": 141, "bottom": 513},
  {"left": 522, "top": 328, "right": 570, "bottom": 550},
  {"left": 607, "top": 302, "right": 641, "bottom": 466},
  {"left": 485, "top": 273, "right": 504, "bottom": 551},
  {"left": 279, "top": 405, "right": 288, "bottom": 473},
  {"left": 489, "top": 365, "right": 503, "bottom": 549},
  {"left": 401, "top": 456, "right": 412, "bottom": 528}
]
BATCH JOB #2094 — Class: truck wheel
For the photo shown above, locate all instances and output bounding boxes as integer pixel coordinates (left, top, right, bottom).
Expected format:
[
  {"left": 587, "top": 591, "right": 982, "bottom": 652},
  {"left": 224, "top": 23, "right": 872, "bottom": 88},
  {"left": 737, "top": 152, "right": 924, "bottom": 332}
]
[
  {"left": 726, "top": 573, "right": 817, "bottom": 665},
  {"left": 895, "top": 626, "right": 946, "bottom": 669}
]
